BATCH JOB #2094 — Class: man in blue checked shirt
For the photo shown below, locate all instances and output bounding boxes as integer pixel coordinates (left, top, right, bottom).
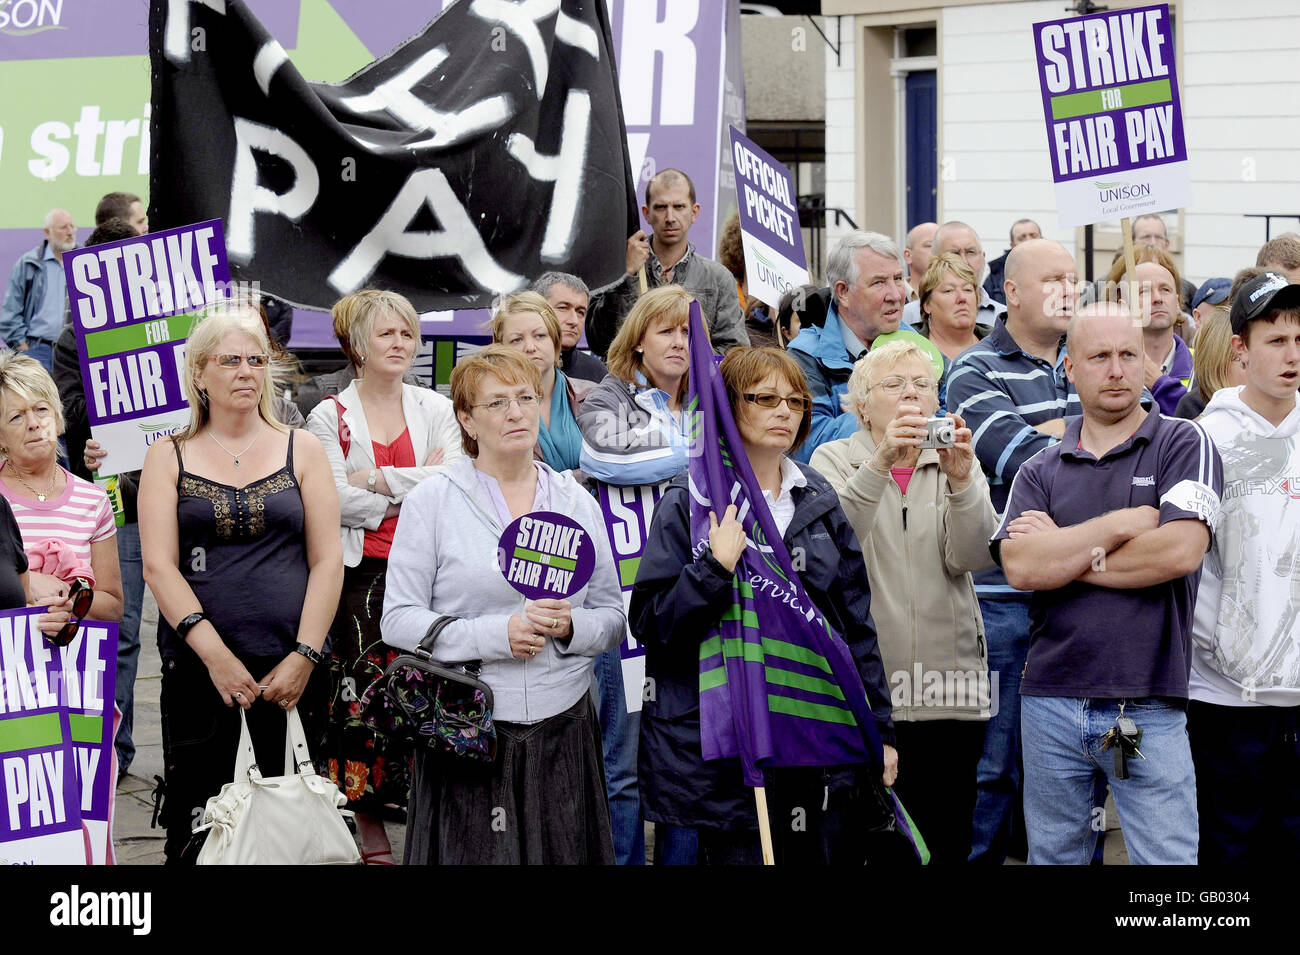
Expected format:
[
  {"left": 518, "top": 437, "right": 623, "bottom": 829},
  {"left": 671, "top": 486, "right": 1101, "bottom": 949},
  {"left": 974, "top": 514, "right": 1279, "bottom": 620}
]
[{"left": 945, "top": 238, "right": 1081, "bottom": 863}]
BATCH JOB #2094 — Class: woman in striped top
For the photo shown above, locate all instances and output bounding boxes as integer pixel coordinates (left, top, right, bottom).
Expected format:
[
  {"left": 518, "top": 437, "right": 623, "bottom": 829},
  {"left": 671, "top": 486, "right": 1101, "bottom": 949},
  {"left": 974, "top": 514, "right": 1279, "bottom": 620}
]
[{"left": 0, "top": 353, "right": 122, "bottom": 638}]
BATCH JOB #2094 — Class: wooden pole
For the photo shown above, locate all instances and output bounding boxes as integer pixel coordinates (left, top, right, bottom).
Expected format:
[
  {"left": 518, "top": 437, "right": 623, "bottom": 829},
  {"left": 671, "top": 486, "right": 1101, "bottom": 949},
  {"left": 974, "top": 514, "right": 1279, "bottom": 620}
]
[
  {"left": 1119, "top": 216, "right": 1142, "bottom": 326},
  {"left": 637, "top": 265, "right": 648, "bottom": 297},
  {"left": 754, "top": 786, "right": 775, "bottom": 865}
]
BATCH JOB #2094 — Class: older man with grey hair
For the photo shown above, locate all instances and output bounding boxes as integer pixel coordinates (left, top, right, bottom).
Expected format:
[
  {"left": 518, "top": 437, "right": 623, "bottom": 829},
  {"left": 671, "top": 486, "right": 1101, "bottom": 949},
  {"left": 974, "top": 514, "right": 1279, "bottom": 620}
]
[
  {"left": 0, "top": 208, "right": 77, "bottom": 371},
  {"left": 789, "top": 229, "right": 931, "bottom": 462},
  {"left": 530, "top": 271, "right": 607, "bottom": 384},
  {"left": 903, "top": 220, "right": 1008, "bottom": 329}
]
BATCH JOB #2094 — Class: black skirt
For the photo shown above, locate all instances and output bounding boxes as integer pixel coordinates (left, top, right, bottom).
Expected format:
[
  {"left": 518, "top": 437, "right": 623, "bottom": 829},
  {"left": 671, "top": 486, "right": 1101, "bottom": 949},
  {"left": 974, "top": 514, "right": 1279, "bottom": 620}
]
[{"left": 403, "top": 694, "right": 615, "bottom": 865}]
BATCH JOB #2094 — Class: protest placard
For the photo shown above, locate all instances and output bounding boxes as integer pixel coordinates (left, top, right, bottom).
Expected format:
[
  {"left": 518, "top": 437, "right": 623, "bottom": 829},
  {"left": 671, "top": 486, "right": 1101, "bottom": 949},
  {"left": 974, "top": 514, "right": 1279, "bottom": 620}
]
[
  {"left": 64, "top": 219, "right": 232, "bottom": 475},
  {"left": 728, "top": 126, "right": 808, "bottom": 309},
  {"left": 595, "top": 481, "right": 671, "bottom": 714},
  {"left": 498, "top": 512, "right": 596, "bottom": 602},
  {"left": 58, "top": 621, "right": 119, "bottom": 866},
  {"left": 1033, "top": 3, "right": 1190, "bottom": 228},
  {"left": 0, "top": 609, "right": 88, "bottom": 865}
]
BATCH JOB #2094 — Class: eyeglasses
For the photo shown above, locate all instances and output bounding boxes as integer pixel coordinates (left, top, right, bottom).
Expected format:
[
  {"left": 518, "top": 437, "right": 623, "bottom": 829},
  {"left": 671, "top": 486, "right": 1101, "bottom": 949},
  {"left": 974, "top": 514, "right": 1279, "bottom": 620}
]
[
  {"left": 472, "top": 394, "right": 542, "bottom": 414},
  {"left": 868, "top": 376, "right": 936, "bottom": 395},
  {"left": 743, "top": 393, "right": 810, "bottom": 413},
  {"left": 47, "top": 578, "right": 94, "bottom": 648},
  {"left": 210, "top": 354, "right": 270, "bottom": 369}
]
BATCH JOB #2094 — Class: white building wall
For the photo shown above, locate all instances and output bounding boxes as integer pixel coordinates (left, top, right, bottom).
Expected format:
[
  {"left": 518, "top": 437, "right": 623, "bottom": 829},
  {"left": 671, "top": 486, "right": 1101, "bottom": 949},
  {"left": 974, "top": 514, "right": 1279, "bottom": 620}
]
[
  {"left": 1181, "top": 0, "right": 1300, "bottom": 279},
  {"left": 824, "top": 17, "right": 858, "bottom": 260},
  {"left": 939, "top": 1, "right": 1076, "bottom": 260}
]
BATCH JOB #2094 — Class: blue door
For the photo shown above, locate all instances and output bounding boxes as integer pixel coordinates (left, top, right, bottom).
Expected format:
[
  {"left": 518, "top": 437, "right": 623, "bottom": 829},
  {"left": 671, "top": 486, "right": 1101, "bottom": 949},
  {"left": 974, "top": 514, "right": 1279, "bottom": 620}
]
[{"left": 905, "top": 70, "right": 937, "bottom": 228}]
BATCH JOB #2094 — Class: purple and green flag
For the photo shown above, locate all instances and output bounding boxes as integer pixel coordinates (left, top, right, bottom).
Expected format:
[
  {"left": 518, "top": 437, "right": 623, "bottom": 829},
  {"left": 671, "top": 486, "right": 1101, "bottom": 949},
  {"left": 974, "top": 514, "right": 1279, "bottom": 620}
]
[{"left": 686, "top": 302, "right": 885, "bottom": 785}]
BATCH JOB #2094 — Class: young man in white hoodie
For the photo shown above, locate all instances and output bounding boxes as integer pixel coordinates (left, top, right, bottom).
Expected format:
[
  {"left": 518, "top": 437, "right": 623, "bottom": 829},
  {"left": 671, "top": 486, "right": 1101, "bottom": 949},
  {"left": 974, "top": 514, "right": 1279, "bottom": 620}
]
[{"left": 1190, "top": 270, "right": 1300, "bottom": 865}]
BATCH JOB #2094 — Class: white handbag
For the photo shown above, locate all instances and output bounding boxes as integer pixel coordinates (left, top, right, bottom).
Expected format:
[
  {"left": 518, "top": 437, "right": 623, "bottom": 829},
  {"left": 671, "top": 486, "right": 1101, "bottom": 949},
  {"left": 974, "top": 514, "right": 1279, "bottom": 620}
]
[{"left": 195, "top": 707, "right": 361, "bottom": 865}]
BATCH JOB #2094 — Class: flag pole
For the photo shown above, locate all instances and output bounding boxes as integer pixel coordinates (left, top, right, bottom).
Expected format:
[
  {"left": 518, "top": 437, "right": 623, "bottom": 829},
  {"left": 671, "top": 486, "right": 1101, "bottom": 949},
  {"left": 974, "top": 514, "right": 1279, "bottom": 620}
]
[
  {"left": 637, "top": 265, "right": 648, "bottom": 296},
  {"left": 754, "top": 786, "right": 775, "bottom": 865},
  {"left": 1119, "top": 216, "right": 1141, "bottom": 326}
]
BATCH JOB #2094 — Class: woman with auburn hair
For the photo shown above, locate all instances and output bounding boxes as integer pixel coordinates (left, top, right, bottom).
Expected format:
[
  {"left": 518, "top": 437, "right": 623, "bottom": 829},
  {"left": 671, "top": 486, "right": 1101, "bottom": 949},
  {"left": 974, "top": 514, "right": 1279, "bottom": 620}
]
[
  {"left": 1174, "top": 306, "right": 1245, "bottom": 419},
  {"left": 631, "top": 346, "right": 896, "bottom": 864},
  {"left": 810, "top": 338, "right": 996, "bottom": 863},
  {"left": 306, "top": 288, "right": 462, "bottom": 864},
  {"left": 381, "top": 345, "right": 624, "bottom": 864},
  {"left": 140, "top": 305, "right": 342, "bottom": 863},
  {"left": 491, "top": 290, "right": 594, "bottom": 474},
  {"left": 574, "top": 284, "right": 698, "bottom": 864}
]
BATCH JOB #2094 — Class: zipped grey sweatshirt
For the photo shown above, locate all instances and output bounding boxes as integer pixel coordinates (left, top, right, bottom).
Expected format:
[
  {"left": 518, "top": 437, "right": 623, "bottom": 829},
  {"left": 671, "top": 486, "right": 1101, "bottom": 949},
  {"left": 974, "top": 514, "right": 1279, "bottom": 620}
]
[{"left": 381, "top": 457, "right": 626, "bottom": 723}]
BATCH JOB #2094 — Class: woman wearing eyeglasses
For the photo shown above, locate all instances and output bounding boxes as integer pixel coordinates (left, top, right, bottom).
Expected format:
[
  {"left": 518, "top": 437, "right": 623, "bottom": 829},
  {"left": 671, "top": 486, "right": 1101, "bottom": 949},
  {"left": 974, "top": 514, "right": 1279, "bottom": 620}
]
[
  {"left": 0, "top": 352, "right": 122, "bottom": 639},
  {"left": 809, "top": 340, "right": 997, "bottom": 863},
  {"left": 382, "top": 346, "right": 624, "bottom": 864},
  {"left": 140, "top": 306, "right": 343, "bottom": 863},
  {"left": 630, "top": 346, "right": 897, "bottom": 864},
  {"left": 306, "top": 289, "right": 462, "bottom": 864}
]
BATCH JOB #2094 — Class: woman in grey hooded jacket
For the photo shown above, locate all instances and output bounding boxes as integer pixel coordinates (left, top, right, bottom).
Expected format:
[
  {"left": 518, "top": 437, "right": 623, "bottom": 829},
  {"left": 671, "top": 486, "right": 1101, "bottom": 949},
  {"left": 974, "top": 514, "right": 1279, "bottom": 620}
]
[{"left": 381, "top": 346, "right": 626, "bottom": 864}]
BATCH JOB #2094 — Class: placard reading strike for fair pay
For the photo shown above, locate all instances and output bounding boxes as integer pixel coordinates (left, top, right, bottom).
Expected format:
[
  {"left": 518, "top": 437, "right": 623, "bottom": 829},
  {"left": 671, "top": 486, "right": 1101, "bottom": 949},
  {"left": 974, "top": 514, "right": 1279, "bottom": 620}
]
[
  {"left": 498, "top": 512, "right": 596, "bottom": 601},
  {"left": 1033, "top": 3, "right": 1191, "bottom": 227},
  {"left": 64, "top": 220, "right": 232, "bottom": 474}
]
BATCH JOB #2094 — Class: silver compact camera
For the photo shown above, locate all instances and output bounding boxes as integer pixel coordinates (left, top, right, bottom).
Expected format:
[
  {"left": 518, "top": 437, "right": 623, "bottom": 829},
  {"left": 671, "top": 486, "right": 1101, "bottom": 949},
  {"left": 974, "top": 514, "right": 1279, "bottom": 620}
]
[{"left": 918, "top": 416, "right": 956, "bottom": 449}]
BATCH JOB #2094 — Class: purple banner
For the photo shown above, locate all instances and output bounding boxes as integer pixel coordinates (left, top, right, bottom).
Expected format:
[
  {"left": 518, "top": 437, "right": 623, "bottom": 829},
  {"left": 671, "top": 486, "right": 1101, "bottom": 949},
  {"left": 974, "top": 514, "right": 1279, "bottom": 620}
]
[
  {"left": 59, "top": 621, "right": 119, "bottom": 866},
  {"left": 0, "top": 608, "right": 87, "bottom": 864}
]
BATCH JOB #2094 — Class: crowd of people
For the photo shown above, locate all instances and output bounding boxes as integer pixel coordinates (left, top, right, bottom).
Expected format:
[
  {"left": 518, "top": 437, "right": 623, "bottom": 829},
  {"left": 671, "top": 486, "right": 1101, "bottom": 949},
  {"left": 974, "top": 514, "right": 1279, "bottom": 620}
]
[{"left": 2, "top": 170, "right": 1297, "bottom": 866}]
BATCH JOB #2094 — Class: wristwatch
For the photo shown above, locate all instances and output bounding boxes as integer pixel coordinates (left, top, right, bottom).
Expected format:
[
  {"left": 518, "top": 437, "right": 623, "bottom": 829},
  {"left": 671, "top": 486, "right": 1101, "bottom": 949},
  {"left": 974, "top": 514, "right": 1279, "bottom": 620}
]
[
  {"left": 295, "top": 643, "right": 325, "bottom": 665},
  {"left": 367, "top": 468, "right": 378, "bottom": 490}
]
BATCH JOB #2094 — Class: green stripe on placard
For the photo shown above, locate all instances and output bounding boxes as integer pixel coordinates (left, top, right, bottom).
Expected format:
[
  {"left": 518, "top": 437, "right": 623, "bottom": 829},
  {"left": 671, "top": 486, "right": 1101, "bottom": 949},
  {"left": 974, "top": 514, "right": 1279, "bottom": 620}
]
[
  {"left": 720, "top": 606, "right": 761, "bottom": 629},
  {"left": 69, "top": 714, "right": 103, "bottom": 744},
  {"left": 1049, "top": 79, "right": 1172, "bottom": 120},
  {"left": 0, "top": 713, "right": 63, "bottom": 753},
  {"left": 700, "top": 632, "right": 833, "bottom": 675},
  {"left": 82, "top": 312, "right": 203, "bottom": 359},
  {"left": 618, "top": 556, "right": 641, "bottom": 588},
  {"left": 511, "top": 547, "right": 577, "bottom": 571},
  {"left": 739, "top": 580, "right": 754, "bottom": 598},
  {"left": 764, "top": 667, "right": 845, "bottom": 700},
  {"left": 768, "top": 694, "right": 857, "bottom": 726},
  {"left": 436, "top": 341, "right": 455, "bottom": 386}
]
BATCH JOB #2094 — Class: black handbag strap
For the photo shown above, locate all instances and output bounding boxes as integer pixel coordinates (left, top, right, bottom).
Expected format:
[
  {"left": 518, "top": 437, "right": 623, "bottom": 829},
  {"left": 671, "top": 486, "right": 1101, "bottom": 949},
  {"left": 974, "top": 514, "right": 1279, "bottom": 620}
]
[{"left": 414, "top": 615, "right": 462, "bottom": 659}]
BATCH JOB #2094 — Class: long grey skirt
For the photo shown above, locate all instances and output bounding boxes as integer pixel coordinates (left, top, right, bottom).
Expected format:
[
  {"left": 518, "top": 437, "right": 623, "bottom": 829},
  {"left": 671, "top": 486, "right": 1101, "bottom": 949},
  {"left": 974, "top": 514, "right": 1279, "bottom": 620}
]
[{"left": 403, "top": 694, "right": 615, "bottom": 865}]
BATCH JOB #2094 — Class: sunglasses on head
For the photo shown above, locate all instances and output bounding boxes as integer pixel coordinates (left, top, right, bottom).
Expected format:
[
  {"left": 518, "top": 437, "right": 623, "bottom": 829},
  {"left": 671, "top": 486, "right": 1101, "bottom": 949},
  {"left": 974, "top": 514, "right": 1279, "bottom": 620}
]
[{"left": 46, "top": 578, "right": 94, "bottom": 648}]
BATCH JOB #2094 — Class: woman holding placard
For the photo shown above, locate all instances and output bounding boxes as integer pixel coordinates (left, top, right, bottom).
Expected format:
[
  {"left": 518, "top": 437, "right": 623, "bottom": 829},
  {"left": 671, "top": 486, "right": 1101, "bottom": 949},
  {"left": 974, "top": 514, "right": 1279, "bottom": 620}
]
[
  {"left": 490, "top": 291, "right": 594, "bottom": 475},
  {"left": 139, "top": 305, "right": 342, "bottom": 863},
  {"left": 306, "top": 288, "right": 463, "bottom": 864},
  {"left": 381, "top": 345, "right": 625, "bottom": 864}
]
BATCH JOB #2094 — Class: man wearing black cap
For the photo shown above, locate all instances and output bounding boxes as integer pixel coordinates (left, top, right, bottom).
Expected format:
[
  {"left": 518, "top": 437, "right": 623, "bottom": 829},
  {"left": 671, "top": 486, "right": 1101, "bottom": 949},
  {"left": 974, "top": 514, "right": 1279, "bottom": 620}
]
[{"left": 1188, "top": 271, "right": 1300, "bottom": 864}]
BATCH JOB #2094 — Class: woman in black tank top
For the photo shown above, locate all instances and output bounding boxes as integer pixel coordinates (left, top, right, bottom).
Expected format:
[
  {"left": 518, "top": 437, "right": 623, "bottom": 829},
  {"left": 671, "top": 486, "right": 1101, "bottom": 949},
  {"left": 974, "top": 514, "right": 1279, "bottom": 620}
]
[{"left": 139, "top": 307, "right": 343, "bottom": 863}]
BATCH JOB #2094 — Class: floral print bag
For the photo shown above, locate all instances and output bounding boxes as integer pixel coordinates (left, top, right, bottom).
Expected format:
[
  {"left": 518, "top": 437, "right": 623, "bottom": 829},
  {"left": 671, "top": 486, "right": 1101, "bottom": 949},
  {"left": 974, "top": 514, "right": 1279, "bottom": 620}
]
[{"left": 358, "top": 616, "right": 497, "bottom": 761}]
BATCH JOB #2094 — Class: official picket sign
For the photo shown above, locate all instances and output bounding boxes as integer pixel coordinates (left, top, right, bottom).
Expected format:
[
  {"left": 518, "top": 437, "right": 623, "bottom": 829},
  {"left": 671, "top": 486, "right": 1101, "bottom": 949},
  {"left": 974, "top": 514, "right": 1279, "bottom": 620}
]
[
  {"left": 498, "top": 512, "right": 596, "bottom": 602},
  {"left": 728, "top": 126, "right": 809, "bottom": 309},
  {"left": 1032, "top": 3, "right": 1191, "bottom": 227},
  {"left": 595, "top": 480, "right": 671, "bottom": 714},
  {"left": 65, "top": 219, "right": 232, "bottom": 474}
]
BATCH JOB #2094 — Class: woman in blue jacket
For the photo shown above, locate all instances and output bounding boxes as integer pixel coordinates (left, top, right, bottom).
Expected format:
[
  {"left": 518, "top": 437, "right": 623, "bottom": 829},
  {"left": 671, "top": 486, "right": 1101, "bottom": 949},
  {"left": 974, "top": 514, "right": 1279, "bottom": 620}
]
[{"left": 630, "top": 346, "right": 897, "bottom": 864}]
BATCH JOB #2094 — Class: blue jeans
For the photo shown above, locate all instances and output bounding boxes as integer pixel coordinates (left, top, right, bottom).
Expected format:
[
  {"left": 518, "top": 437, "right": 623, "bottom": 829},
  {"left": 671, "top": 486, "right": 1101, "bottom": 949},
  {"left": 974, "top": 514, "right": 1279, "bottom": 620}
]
[
  {"left": 591, "top": 644, "right": 644, "bottom": 864},
  {"left": 969, "top": 597, "right": 1030, "bottom": 862},
  {"left": 24, "top": 340, "right": 53, "bottom": 372},
  {"left": 114, "top": 521, "right": 145, "bottom": 773},
  {"left": 1022, "top": 695, "right": 1198, "bottom": 865}
]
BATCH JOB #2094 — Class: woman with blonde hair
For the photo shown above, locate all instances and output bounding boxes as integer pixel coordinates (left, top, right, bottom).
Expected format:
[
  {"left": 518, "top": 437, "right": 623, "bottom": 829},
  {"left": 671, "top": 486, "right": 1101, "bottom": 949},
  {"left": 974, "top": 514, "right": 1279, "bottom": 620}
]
[
  {"left": 0, "top": 352, "right": 122, "bottom": 639},
  {"left": 140, "top": 304, "right": 342, "bottom": 863},
  {"left": 916, "top": 252, "right": 988, "bottom": 361},
  {"left": 575, "top": 283, "right": 699, "bottom": 863},
  {"left": 492, "top": 290, "right": 594, "bottom": 474},
  {"left": 1174, "top": 306, "right": 1244, "bottom": 419},
  {"left": 306, "top": 288, "right": 462, "bottom": 863}
]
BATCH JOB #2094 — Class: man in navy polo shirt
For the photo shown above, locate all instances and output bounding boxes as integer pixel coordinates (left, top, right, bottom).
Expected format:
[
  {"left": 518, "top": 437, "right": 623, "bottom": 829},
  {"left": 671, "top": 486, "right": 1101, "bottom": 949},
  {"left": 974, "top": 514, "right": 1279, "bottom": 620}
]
[
  {"left": 946, "top": 237, "right": 1081, "bottom": 863},
  {"left": 994, "top": 302, "right": 1223, "bottom": 865}
]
